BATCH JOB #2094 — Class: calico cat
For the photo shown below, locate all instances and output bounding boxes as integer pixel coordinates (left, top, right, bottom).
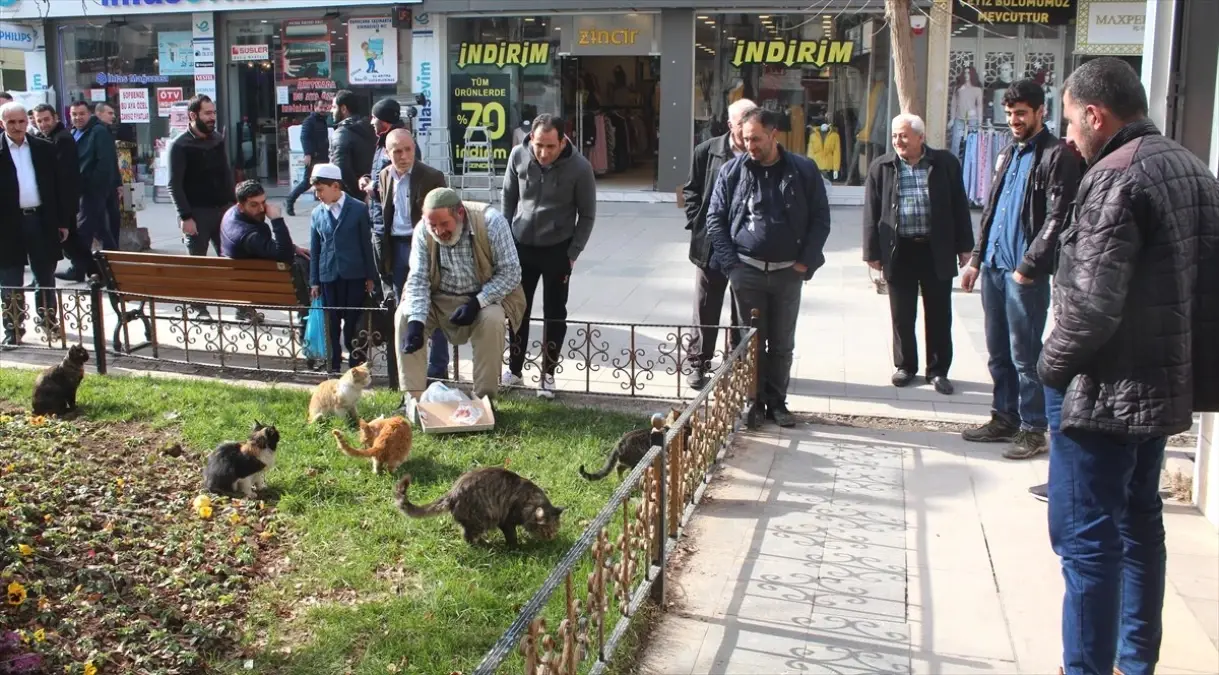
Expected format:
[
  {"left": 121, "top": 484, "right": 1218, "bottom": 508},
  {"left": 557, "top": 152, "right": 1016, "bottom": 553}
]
[
  {"left": 307, "top": 364, "right": 371, "bottom": 423},
  {"left": 579, "top": 407, "right": 685, "bottom": 481},
  {"left": 31, "top": 345, "right": 90, "bottom": 416},
  {"left": 332, "top": 415, "right": 412, "bottom": 474},
  {"left": 395, "top": 467, "right": 565, "bottom": 548},
  {"left": 203, "top": 422, "right": 280, "bottom": 498}
]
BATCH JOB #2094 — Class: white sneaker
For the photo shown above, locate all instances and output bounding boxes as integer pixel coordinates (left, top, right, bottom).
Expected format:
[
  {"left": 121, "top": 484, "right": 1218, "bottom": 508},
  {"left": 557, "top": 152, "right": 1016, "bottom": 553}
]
[
  {"left": 501, "top": 371, "right": 524, "bottom": 388},
  {"left": 537, "top": 374, "right": 557, "bottom": 399}
]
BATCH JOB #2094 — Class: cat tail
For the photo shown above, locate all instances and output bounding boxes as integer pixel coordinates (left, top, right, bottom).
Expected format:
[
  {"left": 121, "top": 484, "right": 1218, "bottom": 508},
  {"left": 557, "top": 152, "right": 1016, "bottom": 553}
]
[
  {"left": 394, "top": 474, "right": 449, "bottom": 518},
  {"left": 579, "top": 448, "right": 619, "bottom": 481},
  {"left": 332, "top": 429, "right": 377, "bottom": 457}
]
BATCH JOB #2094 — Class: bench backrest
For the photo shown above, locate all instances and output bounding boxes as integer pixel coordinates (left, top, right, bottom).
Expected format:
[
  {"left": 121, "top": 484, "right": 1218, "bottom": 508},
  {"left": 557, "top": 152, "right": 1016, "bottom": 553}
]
[{"left": 96, "top": 252, "right": 307, "bottom": 307}]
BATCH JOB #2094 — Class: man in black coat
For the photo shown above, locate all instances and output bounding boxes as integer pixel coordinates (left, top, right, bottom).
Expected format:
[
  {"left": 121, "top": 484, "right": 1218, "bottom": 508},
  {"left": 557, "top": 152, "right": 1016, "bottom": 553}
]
[
  {"left": 0, "top": 103, "right": 71, "bottom": 346},
  {"left": 33, "top": 104, "right": 87, "bottom": 281},
  {"left": 328, "top": 90, "right": 376, "bottom": 200},
  {"left": 1038, "top": 58, "right": 1219, "bottom": 675},
  {"left": 705, "top": 108, "right": 832, "bottom": 427},
  {"left": 61, "top": 100, "right": 120, "bottom": 282},
  {"left": 680, "top": 99, "right": 753, "bottom": 390},
  {"left": 862, "top": 113, "right": 974, "bottom": 396},
  {"left": 286, "top": 99, "right": 330, "bottom": 216}
]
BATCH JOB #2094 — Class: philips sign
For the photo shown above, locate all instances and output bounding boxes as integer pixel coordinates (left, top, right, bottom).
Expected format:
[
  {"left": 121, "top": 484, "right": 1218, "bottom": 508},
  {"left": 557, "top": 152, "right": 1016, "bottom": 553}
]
[{"left": 0, "top": 22, "right": 37, "bottom": 51}]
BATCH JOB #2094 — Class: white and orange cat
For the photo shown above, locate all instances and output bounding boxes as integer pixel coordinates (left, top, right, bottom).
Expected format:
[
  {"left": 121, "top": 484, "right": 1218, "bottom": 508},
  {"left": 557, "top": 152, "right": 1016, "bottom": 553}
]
[
  {"left": 332, "top": 415, "right": 412, "bottom": 474},
  {"left": 307, "top": 364, "right": 372, "bottom": 423}
]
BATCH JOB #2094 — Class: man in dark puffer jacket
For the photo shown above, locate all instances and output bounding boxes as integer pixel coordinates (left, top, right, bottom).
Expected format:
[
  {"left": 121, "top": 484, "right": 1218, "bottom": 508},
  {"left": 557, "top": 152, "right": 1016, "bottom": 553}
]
[{"left": 1040, "top": 57, "right": 1219, "bottom": 675}]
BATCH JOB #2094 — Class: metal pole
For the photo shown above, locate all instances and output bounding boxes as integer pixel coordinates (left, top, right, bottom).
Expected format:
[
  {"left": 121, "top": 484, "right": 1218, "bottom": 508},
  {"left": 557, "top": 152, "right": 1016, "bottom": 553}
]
[{"left": 89, "top": 277, "right": 108, "bottom": 375}]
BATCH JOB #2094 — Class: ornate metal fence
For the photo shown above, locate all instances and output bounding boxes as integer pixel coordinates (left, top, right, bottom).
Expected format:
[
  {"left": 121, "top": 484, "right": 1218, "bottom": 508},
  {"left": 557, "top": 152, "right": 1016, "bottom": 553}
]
[
  {"left": 0, "top": 283, "right": 751, "bottom": 402},
  {"left": 473, "top": 325, "right": 759, "bottom": 674}
]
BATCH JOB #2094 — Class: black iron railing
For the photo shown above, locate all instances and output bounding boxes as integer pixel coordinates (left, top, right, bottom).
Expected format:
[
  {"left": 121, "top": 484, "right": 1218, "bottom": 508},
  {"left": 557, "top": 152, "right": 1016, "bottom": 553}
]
[{"left": 473, "top": 325, "right": 760, "bottom": 673}]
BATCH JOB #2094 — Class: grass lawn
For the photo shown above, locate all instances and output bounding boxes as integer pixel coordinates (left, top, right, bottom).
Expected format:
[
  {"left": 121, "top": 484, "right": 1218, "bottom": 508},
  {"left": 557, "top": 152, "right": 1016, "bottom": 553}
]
[{"left": 0, "top": 368, "right": 650, "bottom": 674}]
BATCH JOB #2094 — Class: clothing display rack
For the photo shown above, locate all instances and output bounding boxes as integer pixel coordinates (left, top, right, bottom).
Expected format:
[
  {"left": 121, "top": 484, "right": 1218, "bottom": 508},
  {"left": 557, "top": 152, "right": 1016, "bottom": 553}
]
[
  {"left": 952, "top": 120, "right": 1011, "bottom": 206},
  {"left": 579, "top": 106, "right": 651, "bottom": 176}
]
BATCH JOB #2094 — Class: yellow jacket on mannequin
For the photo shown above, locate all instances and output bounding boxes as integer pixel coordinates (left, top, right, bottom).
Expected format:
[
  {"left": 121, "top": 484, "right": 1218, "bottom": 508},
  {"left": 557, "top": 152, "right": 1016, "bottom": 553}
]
[{"left": 807, "top": 126, "right": 841, "bottom": 174}]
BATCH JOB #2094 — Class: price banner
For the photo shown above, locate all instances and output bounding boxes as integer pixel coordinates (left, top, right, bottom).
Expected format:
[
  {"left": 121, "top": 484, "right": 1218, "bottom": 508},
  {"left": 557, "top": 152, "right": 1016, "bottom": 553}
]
[{"left": 449, "top": 73, "right": 510, "bottom": 173}]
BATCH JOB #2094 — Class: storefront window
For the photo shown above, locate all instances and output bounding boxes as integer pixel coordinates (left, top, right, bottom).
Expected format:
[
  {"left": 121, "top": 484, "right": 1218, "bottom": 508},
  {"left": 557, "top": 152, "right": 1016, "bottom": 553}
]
[
  {"left": 58, "top": 19, "right": 196, "bottom": 186},
  {"left": 226, "top": 11, "right": 411, "bottom": 188},
  {"left": 446, "top": 16, "right": 562, "bottom": 175},
  {"left": 695, "top": 12, "right": 891, "bottom": 186}
]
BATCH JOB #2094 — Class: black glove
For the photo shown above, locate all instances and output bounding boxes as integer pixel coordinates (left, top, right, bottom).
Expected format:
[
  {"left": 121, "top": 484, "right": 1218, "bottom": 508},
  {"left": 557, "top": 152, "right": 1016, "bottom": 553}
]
[
  {"left": 402, "top": 320, "right": 424, "bottom": 354},
  {"left": 448, "top": 295, "right": 481, "bottom": 326}
]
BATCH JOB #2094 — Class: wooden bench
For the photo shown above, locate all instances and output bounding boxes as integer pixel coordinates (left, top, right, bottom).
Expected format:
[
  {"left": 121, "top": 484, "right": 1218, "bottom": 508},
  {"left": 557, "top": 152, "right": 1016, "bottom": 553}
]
[{"left": 94, "top": 251, "right": 308, "bottom": 353}]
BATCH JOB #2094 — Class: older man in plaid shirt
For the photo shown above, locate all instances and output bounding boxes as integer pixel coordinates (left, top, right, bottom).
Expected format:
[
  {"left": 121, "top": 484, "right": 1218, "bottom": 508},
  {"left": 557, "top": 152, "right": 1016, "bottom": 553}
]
[
  {"left": 397, "top": 187, "right": 525, "bottom": 399},
  {"left": 863, "top": 113, "right": 974, "bottom": 395}
]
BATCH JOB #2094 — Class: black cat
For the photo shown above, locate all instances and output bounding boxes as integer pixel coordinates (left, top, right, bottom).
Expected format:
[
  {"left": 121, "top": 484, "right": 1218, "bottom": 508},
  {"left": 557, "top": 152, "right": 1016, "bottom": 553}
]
[{"left": 31, "top": 345, "right": 89, "bottom": 416}]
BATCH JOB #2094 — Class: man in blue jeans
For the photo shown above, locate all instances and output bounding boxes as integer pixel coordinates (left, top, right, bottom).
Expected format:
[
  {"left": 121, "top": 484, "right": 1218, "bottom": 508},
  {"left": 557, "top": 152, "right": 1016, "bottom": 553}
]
[
  {"left": 960, "top": 79, "right": 1082, "bottom": 462},
  {"left": 1039, "top": 57, "right": 1219, "bottom": 675}
]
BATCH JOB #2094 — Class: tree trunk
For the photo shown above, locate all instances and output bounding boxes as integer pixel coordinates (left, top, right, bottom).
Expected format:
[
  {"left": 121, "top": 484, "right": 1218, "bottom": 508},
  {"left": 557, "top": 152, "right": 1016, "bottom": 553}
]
[{"left": 886, "top": 0, "right": 923, "bottom": 118}]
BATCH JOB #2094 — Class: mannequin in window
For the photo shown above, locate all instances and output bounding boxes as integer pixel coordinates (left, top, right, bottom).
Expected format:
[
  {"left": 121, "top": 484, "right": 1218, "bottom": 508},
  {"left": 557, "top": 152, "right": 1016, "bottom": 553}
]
[
  {"left": 991, "top": 61, "right": 1014, "bottom": 125},
  {"left": 952, "top": 67, "right": 983, "bottom": 124},
  {"left": 1035, "top": 68, "right": 1060, "bottom": 133}
]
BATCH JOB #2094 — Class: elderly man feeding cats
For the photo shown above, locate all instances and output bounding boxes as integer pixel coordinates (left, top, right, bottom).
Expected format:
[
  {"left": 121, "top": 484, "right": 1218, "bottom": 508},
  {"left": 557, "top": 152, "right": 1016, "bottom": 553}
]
[{"left": 396, "top": 187, "right": 525, "bottom": 400}]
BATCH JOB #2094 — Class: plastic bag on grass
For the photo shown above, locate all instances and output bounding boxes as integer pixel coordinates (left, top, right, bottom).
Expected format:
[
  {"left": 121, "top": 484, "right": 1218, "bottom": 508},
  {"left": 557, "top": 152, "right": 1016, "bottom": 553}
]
[{"left": 420, "top": 381, "right": 471, "bottom": 404}]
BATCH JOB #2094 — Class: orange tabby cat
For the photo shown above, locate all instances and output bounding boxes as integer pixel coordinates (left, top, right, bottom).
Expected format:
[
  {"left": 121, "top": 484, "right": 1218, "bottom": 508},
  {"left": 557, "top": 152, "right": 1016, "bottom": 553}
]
[
  {"left": 308, "top": 364, "right": 371, "bottom": 423},
  {"left": 332, "top": 415, "right": 412, "bottom": 474}
]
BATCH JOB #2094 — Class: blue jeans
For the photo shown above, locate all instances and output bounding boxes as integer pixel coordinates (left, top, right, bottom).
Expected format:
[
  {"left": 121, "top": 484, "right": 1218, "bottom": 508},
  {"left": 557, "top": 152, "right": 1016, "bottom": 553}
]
[
  {"left": 1045, "top": 386, "right": 1167, "bottom": 675},
  {"left": 982, "top": 265, "right": 1050, "bottom": 431},
  {"left": 389, "top": 235, "right": 450, "bottom": 379}
]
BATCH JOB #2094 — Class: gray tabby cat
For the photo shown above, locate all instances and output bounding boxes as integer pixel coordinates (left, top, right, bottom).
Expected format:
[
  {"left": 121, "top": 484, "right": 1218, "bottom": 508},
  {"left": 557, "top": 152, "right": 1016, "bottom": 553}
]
[
  {"left": 395, "top": 467, "right": 565, "bottom": 548},
  {"left": 579, "top": 412, "right": 668, "bottom": 481}
]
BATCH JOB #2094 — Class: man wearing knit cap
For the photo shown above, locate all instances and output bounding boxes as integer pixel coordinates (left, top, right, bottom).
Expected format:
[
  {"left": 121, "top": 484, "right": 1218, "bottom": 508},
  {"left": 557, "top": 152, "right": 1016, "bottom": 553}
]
[
  {"left": 397, "top": 187, "right": 526, "bottom": 400},
  {"left": 360, "top": 97, "right": 405, "bottom": 231},
  {"left": 501, "top": 113, "right": 597, "bottom": 399}
]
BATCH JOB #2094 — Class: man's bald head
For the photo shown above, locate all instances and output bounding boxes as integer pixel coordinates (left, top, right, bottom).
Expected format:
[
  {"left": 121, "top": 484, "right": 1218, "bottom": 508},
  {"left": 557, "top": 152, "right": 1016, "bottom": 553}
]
[{"left": 386, "top": 128, "right": 416, "bottom": 174}]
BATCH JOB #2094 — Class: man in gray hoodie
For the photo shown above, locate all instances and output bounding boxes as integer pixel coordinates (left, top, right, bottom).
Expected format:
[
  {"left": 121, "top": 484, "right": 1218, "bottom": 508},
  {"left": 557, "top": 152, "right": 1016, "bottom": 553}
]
[{"left": 500, "top": 114, "right": 597, "bottom": 398}]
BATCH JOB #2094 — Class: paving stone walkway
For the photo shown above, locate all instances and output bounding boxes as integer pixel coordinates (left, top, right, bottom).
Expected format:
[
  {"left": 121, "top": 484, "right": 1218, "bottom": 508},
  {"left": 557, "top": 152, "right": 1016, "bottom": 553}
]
[{"left": 638, "top": 423, "right": 1219, "bottom": 675}]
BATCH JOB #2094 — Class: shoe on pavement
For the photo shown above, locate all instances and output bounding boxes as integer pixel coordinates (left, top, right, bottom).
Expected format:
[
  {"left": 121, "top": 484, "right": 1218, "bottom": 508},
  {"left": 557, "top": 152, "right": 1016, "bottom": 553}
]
[
  {"left": 770, "top": 403, "right": 796, "bottom": 428},
  {"left": 1004, "top": 430, "right": 1049, "bottom": 460},
  {"left": 501, "top": 371, "right": 523, "bottom": 388},
  {"left": 537, "top": 373, "right": 557, "bottom": 399},
  {"left": 1028, "top": 483, "right": 1048, "bottom": 503},
  {"left": 687, "top": 366, "right": 710, "bottom": 391},
  {"left": 962, "top": 414, "right": 1019, "bottom": 443},
  {"left": 285, "top": 203, "right": 296, "bottom": 217},
  {"left": 190, "top": 304, "right": 212, "bottom": 321},
  {"left": 891, "top": 369, "right": 915, "bottom": 387},
  {"left": 928, "top": 375, "right": 954, "bottom": 395},
  {"left": 236, "top": 307, "right": 264, "bottom": 325},
  {"left": 54, "top": 268, "right": 85, "bottom": 283}
]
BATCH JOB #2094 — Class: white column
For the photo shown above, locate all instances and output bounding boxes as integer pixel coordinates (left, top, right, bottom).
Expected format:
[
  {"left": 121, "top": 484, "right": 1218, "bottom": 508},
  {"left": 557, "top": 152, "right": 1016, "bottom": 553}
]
[
  {"left": 1141, "top": 0, "right": 1178, "bottom": 131},
  {"left": 1194, "top": 48, "right": 1219, "bottom": 529},
  {"left": 924, "top": 0, "right": 951, "bottom": 149}
]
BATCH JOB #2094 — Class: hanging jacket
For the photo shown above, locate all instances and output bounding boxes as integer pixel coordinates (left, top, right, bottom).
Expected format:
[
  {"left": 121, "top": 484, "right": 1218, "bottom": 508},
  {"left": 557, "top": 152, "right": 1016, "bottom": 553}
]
[{"left": 806, "top": 128, "right": 842, "bottom": 175}]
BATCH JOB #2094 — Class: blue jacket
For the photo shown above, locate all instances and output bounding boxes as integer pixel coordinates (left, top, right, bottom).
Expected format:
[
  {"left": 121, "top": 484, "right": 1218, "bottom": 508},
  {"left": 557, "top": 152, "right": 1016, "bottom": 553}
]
[
  {"left": 300, "top": 112, "right": 329, "bottom": 158},
  {"left": 309, "top": 196, "right": 378, "bottom": 286},
  {"left": 705, "top": 148, "right": 832, "bottom": 280},
  {"left": 220, "top": 205, "right": 296, "bottom": 262}
]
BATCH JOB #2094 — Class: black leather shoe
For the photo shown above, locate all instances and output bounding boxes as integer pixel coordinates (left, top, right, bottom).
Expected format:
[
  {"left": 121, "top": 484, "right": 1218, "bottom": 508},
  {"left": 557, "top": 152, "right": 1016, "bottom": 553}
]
[
  {"left": 55, "top": 268, "right": 85, "bottom": 283},
  {"left": 891, "top": 369, "right": 915, "bottom": 387},
  {"left": 285, "top": 203, "right": 296, "bottom": 217},
  {"left": 929, "top": 375, "right": 954, "bottom": 395},
  {"left": 770, "top": 404, "right": 796, "bottom": 428}
]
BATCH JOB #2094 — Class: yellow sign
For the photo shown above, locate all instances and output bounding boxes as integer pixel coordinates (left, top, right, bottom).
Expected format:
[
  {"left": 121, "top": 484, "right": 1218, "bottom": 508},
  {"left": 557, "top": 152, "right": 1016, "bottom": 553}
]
[
  {"left": 456, "top": 41, "right": 551, "bottom": 69},
  {"left": 577, "top": 28, "right": 639, "bottom": 46},
  {"left": 731, "top": 40, "right": 855, "bottom": 68}
]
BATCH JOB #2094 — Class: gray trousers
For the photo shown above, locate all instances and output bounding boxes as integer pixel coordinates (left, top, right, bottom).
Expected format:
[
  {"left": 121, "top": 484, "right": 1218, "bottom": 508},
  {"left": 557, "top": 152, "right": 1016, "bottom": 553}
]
[
  {"left": 730, "top": 264, "right": 804, "bottom": 407},
  {"left": 185, "top": 204, "right": 232, "bottom": 257}
]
